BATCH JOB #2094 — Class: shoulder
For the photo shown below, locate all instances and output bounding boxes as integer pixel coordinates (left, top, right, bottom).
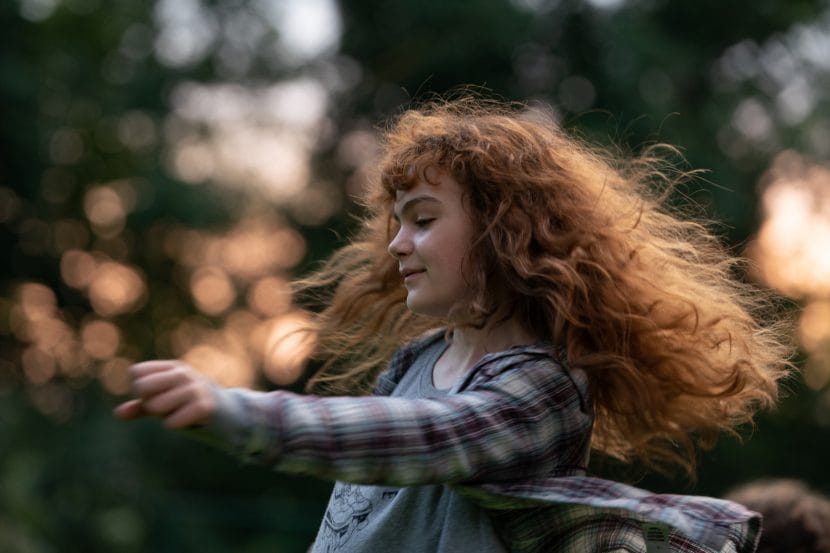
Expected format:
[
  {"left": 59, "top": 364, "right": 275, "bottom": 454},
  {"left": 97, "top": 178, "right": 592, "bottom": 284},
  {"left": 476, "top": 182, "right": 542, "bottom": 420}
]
[{"left": 459, "top": 344, "right": 590, "bottom": 410}]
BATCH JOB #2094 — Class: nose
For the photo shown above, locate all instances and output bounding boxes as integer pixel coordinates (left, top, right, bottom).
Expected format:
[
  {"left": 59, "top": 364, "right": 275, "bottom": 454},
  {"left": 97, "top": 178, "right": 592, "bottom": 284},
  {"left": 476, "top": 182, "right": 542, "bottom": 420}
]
[{"left": 387, "top": 226, "right": 411, "bottom": 258}]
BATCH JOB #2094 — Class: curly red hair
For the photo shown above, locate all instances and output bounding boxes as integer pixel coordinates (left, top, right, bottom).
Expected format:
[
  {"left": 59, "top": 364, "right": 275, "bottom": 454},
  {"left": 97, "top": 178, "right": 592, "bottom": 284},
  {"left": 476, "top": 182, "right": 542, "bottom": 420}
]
[{"left": 298, "top": 98, "right": 792, "bottom": 477}]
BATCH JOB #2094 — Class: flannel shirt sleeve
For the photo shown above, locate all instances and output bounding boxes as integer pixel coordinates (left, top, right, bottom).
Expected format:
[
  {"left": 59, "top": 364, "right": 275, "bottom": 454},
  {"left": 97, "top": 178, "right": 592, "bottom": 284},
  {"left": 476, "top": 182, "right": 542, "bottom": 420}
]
[{"left": 200, "top": 353, "right": 592, "bottom": 487}]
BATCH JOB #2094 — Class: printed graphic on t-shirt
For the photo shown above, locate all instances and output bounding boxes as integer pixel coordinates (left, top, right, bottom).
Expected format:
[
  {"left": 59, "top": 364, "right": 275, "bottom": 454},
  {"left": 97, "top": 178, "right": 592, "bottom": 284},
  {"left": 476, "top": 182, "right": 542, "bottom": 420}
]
[{"left": 318, "top": 484, "right": 374, "bottom": 551}]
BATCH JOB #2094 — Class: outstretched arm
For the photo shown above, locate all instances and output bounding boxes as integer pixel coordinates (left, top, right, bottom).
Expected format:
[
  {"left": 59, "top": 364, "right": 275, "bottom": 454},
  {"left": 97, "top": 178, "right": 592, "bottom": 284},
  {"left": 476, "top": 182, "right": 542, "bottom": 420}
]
[{"left": 114, "top": 354, "right": 591, "bottom": 487}]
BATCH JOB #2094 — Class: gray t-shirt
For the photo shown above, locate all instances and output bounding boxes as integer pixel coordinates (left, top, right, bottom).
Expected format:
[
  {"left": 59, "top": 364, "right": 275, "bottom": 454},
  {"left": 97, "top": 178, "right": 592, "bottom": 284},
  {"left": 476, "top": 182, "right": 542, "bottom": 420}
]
[{"left": 311, "top": 339, "right": 508, "bottom": 552}]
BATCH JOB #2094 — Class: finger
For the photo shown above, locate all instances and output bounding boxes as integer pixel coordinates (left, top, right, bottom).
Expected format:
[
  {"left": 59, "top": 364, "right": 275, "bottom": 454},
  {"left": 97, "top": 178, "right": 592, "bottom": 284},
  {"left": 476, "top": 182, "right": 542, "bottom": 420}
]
[
  {"left": 113, "top": 399, "right": 146, "bottom": 420},
  {"left": 128, "top": 360, "right": 184, "bottom": 381},
  {"left": 132, "top": 366, "right": 197, "bottom": 399},
  {"left": 141, "top": 385, "right": 197, "bottom": 418},
  {"left": 163, "top": 400, "right": 214, "bottom": 429}
]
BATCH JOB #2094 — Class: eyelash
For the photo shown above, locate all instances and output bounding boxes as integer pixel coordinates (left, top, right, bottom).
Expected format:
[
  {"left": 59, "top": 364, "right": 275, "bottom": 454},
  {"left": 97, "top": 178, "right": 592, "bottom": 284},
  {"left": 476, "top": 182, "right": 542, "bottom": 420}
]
[{"left": 415, "top": 218, "right": 435, "bottom": 227}]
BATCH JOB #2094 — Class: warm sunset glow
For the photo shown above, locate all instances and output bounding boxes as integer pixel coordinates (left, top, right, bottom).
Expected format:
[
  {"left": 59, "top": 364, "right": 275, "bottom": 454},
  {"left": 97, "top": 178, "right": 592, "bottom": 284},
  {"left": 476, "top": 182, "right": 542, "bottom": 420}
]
[
  {"left": 212, "top": 126, "right": 311, "bottom": 200},
  {"left": 12, "top": 282, "right": 89, "bottom": 384},
  {"left": 165, "top": 78, "right": 330, "bottom": 207},
  {"left": 223, "top": 309, "right": 261, "bottom": 346},
  {"left": 182, "top": 342, "right": 255, "bottom": 388},
  {"left": 81, "top": 319, "right": 121, "bottom": 360},
  {"left": 88, "top": 261, "right": 147, "bottom": 317},
  {"left": 804, "top": 351, "right": 830, "bottom": 391},
  {"left": 289, "top": 182, "right": 342, "bottom": 226},
  {"left": 218, "top": 222, "right": 307, "bottom": 278},
  {"left": 61, "top": 249, "right": 98, "bottom": 289},
  {"left": 60, "top": 250, "right": 147, "bottom": 317},
  {"left": 172, "top": 139, "right": 215, "bottom": 184},
  {"left": 254, "top": 311, "right": 316, "bottom": 386},
  {"left": 247, "top": 276, "right": 292, "bottom": 317},
  {"left": 84, "top": 186, "right": 127, "bottom": 236},
  {"left": 99, "top": 356, "right": 133, "bottom": 395},
  {"left": 190, "top": 266, "right": 236, "bottom": 316},
  {"left": 162, "top": 227, "right": 203, "bottom": 266},
  {"left": 29, "top": 316, "right": 73, "bottom": 355},
  {"left": 17, "top": 282, "right": 57, "bottom": 322},
  {"left": 56, "top": 343, "right": 90, "bottom": 379},
  {"left": 799, "top": 300, "right": 830, "bottom": 390},
  {"left": 748, "top": 150, "right": 830, "bottom": 391},
  {"left": 164, "top": 219, "right": 306, "bottom": 279},
  {"left": 169, "top": 317, "right": 213, "bottom": 358},
  {"left": 749, "top": 151, "right": 830, "bottom": 299},
  {"left": 22, "top": 346, "right": 56, "bottom": 385},
  {"left": 337, "top": 128, "right": 382, "bottom": 200},
  {"left": 800, "top": 301, "right": 830, "bottom": 353}
]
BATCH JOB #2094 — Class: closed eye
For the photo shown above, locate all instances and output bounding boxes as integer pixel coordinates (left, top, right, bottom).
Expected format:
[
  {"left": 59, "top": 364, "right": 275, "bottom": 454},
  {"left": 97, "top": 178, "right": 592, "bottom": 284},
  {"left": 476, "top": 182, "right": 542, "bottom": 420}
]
[{"left": 415, "top": 218, "right": 435, "bottom": 228}]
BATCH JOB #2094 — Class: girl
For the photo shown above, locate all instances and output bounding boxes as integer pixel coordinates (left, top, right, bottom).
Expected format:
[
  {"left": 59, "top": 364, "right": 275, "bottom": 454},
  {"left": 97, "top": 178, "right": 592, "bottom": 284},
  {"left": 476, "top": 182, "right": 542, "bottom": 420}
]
[{"left": 115, "top": 98, "right": 792, "bottom": 552}]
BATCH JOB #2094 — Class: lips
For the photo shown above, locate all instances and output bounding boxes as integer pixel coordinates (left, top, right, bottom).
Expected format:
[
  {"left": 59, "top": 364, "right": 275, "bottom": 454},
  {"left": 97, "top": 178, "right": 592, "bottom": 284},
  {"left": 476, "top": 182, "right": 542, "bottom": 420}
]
[{"left": 400, "top": 268, "right": 424, "bottom": 281}]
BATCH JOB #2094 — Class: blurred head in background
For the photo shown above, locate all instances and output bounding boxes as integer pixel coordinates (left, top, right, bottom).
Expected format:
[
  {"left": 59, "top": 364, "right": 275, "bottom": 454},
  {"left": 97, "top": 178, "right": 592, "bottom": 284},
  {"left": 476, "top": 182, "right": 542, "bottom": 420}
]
[{"left": 726, "top": 479, "right": 830, "bottom": 553}]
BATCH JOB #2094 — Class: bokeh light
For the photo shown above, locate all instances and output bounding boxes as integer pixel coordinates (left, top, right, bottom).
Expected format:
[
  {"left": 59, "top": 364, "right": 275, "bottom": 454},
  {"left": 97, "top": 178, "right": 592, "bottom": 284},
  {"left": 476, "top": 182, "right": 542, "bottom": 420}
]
[
  {"left": 61, "top": 249, "right": 98, "bottom": 289},
  {"left": 165, "top": 78, "right": 333, "bottom": 215},
  {"left": 224, "top": 309, "right": 261, "bottom": 345},
  {"left": 84, "top": 186, "right": 127, "bottom": 236},
  {"left": 247, "top": 276, "right": 292, "bottom": 318},
  {"left": 11, "top": 282, "right": 92, "bottom": 387},
  {"left": 182, "top": 341, "right": 255, "bottom": 389},
  {"left": 800, "top": 301, "right": 830, "bottom": 353},
  {"left": 81, "top": 319, "right": 122, "bottom": 360},
  {"left": 169, "top": 316, "right": 212, "bottom": 358},
  {"left": 748, "top": 150, "right": 830, "bottom": 390},
  {"left": 800, "top": 300, "right": 830, "bottom": 390},
  {"left": 87, "top": 262, "right": 147, "bottom": 317},
  {"left": 165, "top": 218, "right": 307, "bottom": 279},
  {"left": 190, "top": 266, "right": 236, "bottom": 316},
  {"left": 749, "top": 151, "right": 830, "bottom": 299},
  {"left": 254, "top": 311, "right": 316, "bottom": 387},
  {"left": 98, "top": 357, "right": 134, "bottom": 395},
  {"left": 22, "top": 346, "right": 56, "bottom": 385},
  {"left": 16, "top": 282, "right": 58, "bottom": 324}
]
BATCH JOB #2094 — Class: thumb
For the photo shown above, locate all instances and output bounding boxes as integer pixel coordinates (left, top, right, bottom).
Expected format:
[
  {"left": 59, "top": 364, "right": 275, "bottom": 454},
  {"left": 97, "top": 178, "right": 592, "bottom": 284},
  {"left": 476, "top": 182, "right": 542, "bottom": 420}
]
[{"left": 113, "top": 399, "right": 146, "bottom": 420}]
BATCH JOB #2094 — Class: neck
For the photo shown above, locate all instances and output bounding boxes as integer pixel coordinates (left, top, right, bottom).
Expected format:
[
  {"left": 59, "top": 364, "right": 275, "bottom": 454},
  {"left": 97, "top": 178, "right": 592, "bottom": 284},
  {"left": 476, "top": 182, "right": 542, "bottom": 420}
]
[
  {"left": 450, "top": 318, "right": 539, "bottom": 357},
  {"left": 432, "top": 316, "right": 540, "bottom": 389}
]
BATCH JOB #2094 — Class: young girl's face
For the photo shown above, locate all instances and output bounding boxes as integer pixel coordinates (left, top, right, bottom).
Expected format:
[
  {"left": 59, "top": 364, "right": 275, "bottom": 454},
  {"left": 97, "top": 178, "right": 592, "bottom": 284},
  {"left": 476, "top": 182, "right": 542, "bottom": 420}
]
[{"left": 388, "top": 169, "right": 476, "bottom": 319}]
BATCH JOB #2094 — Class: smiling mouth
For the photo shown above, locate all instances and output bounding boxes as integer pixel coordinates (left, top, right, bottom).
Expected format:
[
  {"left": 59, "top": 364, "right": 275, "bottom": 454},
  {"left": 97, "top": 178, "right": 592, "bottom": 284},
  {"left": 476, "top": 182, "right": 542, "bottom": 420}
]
[{"left": 402, "top": 270, "right": 424, "bottom": 283}]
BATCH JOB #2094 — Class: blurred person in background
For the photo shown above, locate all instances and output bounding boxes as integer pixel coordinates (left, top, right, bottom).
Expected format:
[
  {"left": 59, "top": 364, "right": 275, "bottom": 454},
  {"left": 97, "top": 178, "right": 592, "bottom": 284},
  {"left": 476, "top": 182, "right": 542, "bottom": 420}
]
[
  {"left": 115, "top": 97, "right": 794, "bottom": 552},
  {"left": 726, "top": 479, "right": 830, "bottom": 553}
]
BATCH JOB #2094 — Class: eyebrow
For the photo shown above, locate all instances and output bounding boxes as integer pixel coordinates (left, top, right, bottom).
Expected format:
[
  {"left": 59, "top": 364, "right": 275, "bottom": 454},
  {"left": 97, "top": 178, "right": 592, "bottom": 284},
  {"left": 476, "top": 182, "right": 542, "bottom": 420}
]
[{"left": 392, "top": 195, "right": 441, "bottom": 222}]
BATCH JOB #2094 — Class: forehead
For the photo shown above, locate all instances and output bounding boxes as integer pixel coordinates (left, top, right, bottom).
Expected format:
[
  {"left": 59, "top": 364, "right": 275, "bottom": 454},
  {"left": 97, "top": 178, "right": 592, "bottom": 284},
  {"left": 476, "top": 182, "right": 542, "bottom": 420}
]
[{"left": 393, "top": 169, "right": 463, "bottom": 205}]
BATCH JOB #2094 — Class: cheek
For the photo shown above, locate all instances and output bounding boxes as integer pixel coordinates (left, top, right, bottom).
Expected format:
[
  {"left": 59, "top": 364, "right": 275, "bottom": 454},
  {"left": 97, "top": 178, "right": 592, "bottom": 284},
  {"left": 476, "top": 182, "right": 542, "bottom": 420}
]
[
  {"left": 454, "top": 224, "right": 477, "bottom": 269},
  {"left": 445, "top": 237, "right": 473, "bottom": 280}
]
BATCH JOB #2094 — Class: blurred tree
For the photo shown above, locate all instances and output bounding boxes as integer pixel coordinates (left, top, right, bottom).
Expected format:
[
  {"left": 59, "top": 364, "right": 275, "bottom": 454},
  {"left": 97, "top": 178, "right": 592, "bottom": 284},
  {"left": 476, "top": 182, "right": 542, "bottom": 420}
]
[{"left": 1, "top": 0, "right": 829, "bottom": 550}]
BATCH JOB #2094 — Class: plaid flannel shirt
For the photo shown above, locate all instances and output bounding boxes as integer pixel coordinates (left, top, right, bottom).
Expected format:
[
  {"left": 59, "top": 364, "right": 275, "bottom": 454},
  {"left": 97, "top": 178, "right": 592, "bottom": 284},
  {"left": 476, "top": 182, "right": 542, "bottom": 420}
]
[{"left": 206, "top": 330, "right": 761, "bottom": 552}]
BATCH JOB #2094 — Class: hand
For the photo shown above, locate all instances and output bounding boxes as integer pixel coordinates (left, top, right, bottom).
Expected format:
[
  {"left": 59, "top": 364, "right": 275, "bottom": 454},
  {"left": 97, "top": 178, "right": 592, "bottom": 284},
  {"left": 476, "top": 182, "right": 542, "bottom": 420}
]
[{"left": 113, "top": 360, "right": 218, "bottom": 429}]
